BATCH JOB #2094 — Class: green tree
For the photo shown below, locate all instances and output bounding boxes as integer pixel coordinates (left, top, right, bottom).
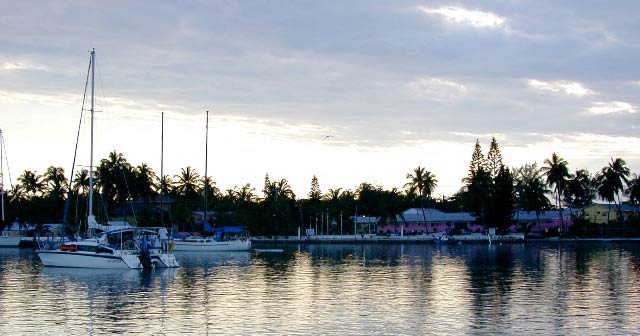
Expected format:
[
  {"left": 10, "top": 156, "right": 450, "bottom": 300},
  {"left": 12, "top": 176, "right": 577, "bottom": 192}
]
[
  {"left": 486, "top": 137, "right": 503, "bottom": 178},
  {"left": 378, "top": 188, "right": 407, "bottom": 230},
  {"left": 262, "top": 173, "right": 271, "bottom": 199},
  {"left": 467, "top": 168, "right": 493, "bottom": 227},
  {"left": 565, "top": 169, "right": 596, "bottom": 208},
  {"left": 598, "top": 158, "right": 630, "bottom": 223},
  {"left": 626, "top": 174, "right": 640, "bottom": 208},
  {"left": 404, "top": 166, "right": 437, "bottom": 224},
  {"left": 234, "top": 183, "right": 257, "bottom": 204},
  {"left": 174, "top": 166, "right": 201, "bottom": 200},
  {"left": 465, "top": 139, "right": 485, "bottom": 183},
  {"left": 542, "top": 153, "right": 570, "bottom": 234},
  {"left": 18, "top": 170, "right": 42, "bottom": 199},
  {"left": 309, "top": 175, "right": 321, "bottom": 200},
  {"left": 73, "top": 169, "right": 90, "bottom": 196},
  {"left": 134, "top": 163, "right": 157, "bottom": 201},
  {"left": 492, "top": 166, "right": 515, "bottom": 232},
  {"left": 513, "top": 163, "right": 551, "bottom": 231},
  {"left": 97, "top": 151, "right": 132, "bottom": 212},
  {"left": 43, "top": 166, "right": 68, "bottom": 200},
  {"left": 596, "top": 170, "right": 616, "bottom": 224}
]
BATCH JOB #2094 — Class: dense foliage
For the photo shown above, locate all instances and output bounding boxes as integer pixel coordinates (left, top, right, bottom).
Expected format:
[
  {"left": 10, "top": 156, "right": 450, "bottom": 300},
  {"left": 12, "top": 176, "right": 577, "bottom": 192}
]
[{"left": 1, "top": 140, "right": 638, "bottom": 236}]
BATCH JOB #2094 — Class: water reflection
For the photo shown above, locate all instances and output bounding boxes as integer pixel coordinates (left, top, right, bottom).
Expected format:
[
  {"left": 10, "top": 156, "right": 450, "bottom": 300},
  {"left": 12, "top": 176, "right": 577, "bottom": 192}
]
[{"left": 1, "top": 243, "right": 640, "bottom": 335}]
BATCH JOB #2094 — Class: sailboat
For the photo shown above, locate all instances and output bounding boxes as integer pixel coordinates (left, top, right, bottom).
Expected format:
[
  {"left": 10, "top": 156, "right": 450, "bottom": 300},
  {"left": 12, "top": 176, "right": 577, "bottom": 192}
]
[
  {"left": 0, "top": 129, "right": 21, "bottom": 247},
  {"left": 172, "top": 111, "right": 251, "bottom": 252},
  {"left": 36, "top": 49, "right": 179, "bottom": 269}
]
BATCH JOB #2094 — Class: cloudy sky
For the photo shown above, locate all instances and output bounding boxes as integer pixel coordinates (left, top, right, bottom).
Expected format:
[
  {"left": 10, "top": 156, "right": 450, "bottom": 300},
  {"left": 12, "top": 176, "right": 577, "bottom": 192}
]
[{"left": 1, "top": 1, "right": 638, "bottom": 197}]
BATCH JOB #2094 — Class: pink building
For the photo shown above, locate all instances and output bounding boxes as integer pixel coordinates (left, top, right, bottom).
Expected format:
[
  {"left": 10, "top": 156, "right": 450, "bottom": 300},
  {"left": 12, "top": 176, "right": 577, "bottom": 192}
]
[
  {"left": 375, "top": 208, "right": 476, "bottom": 235},
  {"left": 513, "top": 209, "right": 574, "bottom": 234}
]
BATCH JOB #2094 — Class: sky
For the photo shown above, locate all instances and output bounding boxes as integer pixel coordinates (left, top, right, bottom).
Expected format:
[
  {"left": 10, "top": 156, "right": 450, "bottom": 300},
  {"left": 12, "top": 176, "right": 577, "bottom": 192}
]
[{"left": 1, "top": 1, "right": 639, "bottom": 198}]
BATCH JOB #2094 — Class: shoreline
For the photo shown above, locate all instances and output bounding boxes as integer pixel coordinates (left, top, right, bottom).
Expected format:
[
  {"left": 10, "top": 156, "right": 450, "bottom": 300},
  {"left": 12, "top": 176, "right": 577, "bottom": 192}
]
[{"left": 252, "top": 234, "right": 640, "bottom": 244}]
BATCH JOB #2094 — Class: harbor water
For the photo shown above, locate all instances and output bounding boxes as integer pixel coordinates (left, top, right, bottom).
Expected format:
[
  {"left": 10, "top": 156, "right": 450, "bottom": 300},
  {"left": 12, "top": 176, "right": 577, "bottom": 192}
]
[{"left": 1, "top": 242, "right": 640, "bottom": 335}]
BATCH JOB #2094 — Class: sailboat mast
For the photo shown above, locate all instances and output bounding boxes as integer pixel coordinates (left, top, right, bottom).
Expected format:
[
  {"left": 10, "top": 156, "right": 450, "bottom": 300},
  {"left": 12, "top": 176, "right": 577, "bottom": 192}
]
[
  {"left": 88, "top": 48, "right": 95, "bottom": 220},
  {"left": 160, "top": 111, "right": 164, "bottom": 227},
  {"left": 204, "top": 110, "right": 209, "bottom": 228}
]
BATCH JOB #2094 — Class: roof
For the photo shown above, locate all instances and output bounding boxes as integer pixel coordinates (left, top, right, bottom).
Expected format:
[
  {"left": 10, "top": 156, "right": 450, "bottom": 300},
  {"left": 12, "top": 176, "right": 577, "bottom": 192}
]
[
  {"left": 401, "top": 208, "right": 476, "bottom": 222},
  {"left": 585, "top": 203, "right": 640, "bottom": 212},
  {"left": 512, "top": 209, "right": 575, "bottom": 221}
]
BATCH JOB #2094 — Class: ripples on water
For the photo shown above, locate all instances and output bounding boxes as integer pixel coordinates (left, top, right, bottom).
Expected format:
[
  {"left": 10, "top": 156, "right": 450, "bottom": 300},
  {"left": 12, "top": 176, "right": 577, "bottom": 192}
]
[{"left": 1, "top": 243, "right": 640, "bottom": 335}]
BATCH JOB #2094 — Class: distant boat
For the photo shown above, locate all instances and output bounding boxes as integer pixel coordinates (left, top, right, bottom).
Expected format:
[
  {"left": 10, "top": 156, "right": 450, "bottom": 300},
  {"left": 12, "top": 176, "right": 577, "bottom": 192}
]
[
  {"left": 36, "top": 49, "right": 179, "bottom": 269},
  {"left": 171, "top": 111, "right": 251, "bottom": 252},
  {"left": 0, "top": 221, "right": 21, "bottom": 247},
  {"left": 173, "top": 226, "right": 251, "bottom": 252}
]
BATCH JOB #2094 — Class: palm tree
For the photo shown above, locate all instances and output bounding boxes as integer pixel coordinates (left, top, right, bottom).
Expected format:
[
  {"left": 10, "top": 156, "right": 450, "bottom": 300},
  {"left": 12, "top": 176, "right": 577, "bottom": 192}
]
[
  {"left": 379, "top": 187, "right": 407, "bottom": 231},
  {"left": 157, "top": 175, "right": 172, "bottom": 196},
  {"left": 626, "top": 174, "right": 640, "bottom": 209},
  {"left": 18, "top": 170, "right": 42, "bottom": 199},
  {"left": 134, "top": 163, "right": 157, "bottom": 201},
  {"left": 73, "top": 169, "right": 90, "bottom": 196},
  {"left": 542, "top": 153, "right": 570, "bottom": 234},
  {"left": 625, "top": 174, "right": 640, "bottom": 222},
  {"left": 43, "top": 166, "right": 68, "bottom": 200},
  {"left": 514, "top": 163, "right": 550, "bottom": 232},
  {"left": 8, "top": 184, "right": 26, "bottom": 202},
  {"left": 404, "top": 166, "right": 438, "bottom": 225},
  {"left": 97, "top": 151, "right": 132, "bottom": 209},
  {"left": 201, "top": 176, "right": 220, "bottom": 199},
  {"left": 174, "top": 166, "right": 200, "bottom": 199},
  {"left": 598, "top": 158, "right": 631, "bottom": 223},
  {"left": 566, "top": 169, "right": 596, "bottom": 208},
  {"left": 234, "top": 183, "right": 256, "bottom": 204},
  {"left": 596, "top": 171, "right": 616, "bottom": 224}
]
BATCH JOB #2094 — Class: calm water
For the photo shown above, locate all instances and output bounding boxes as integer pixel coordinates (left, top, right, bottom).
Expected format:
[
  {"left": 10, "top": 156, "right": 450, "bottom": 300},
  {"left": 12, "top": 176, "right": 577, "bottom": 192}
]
[{"left": 1, "top": 242, "right": 640, "bottom": 335}]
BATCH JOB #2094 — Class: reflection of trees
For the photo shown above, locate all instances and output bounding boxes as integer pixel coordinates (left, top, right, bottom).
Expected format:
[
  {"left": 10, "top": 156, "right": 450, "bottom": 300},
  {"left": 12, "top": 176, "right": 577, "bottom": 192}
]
[{"left": 465, "top": 244, "right": 518, "bottom": 327}]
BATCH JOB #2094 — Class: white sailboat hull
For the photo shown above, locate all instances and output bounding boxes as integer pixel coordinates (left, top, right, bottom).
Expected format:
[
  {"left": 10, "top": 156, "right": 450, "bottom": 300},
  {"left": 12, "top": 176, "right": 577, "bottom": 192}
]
[
  {"left": 173, "top": 238, "right": 251, "bottom": 252},
  {"left": 37, "top": 250, "right": 180, "bottom": 269},
  {"left": 37, "top": 251, "right": 142, "bottom": 269}
]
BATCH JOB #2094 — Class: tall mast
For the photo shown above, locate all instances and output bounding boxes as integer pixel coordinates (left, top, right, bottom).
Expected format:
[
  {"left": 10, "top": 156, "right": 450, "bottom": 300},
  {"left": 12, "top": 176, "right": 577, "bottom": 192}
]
[
  {"left": 160, "top": 111, "right": 164, "bottom": 227},
  {"left": 204, "top": 110, "right": 209, "bottom": 228},
  {"left": 88, "top": 48, "right": 95, "bottom": 220}
]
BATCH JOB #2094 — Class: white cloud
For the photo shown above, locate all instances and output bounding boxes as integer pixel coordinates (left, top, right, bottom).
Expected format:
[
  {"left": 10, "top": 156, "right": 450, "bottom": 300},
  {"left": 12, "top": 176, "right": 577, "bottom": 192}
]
[
  {"left": 450, "top": 132, "right": 506, "bottom": 142},
  {"left": 528, "top": 79, "right": 593, "bottom": 97},
  {"left": 0, "top": 90, "right": 79, "bottom": 106},
  {"left": 586, "top": 101, "right": 637, "bottom": 115},
  {"left": 2, "top": 61, "right": 48, "bottom": 71},
  {"left": 418, "top": 6, "right": 505, "bottom": 29},
  {"left": 406, "top": 77, "right": 467, "bottom": 101}
]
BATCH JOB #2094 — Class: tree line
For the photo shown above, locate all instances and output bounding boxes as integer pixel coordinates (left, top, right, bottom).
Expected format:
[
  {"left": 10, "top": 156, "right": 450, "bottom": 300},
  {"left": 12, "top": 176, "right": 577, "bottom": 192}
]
[{"left": 2, "top": 139, "right": 639, "bottom": 236}]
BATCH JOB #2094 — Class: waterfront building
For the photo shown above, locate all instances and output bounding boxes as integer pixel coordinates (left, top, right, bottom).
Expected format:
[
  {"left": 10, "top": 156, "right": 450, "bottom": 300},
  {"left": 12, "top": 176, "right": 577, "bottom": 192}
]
[
  {"left": 376, "top": 208, "right": 476, "bottom": 235},
  {"left": 579, "top": 203, "right": 640, "bottom": 225},
  {"left": 375, "top": 208, "right": 576, "bottom": 235},
  {"left": 511, "top": 209, "right": 575, "bottom": 234}
]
